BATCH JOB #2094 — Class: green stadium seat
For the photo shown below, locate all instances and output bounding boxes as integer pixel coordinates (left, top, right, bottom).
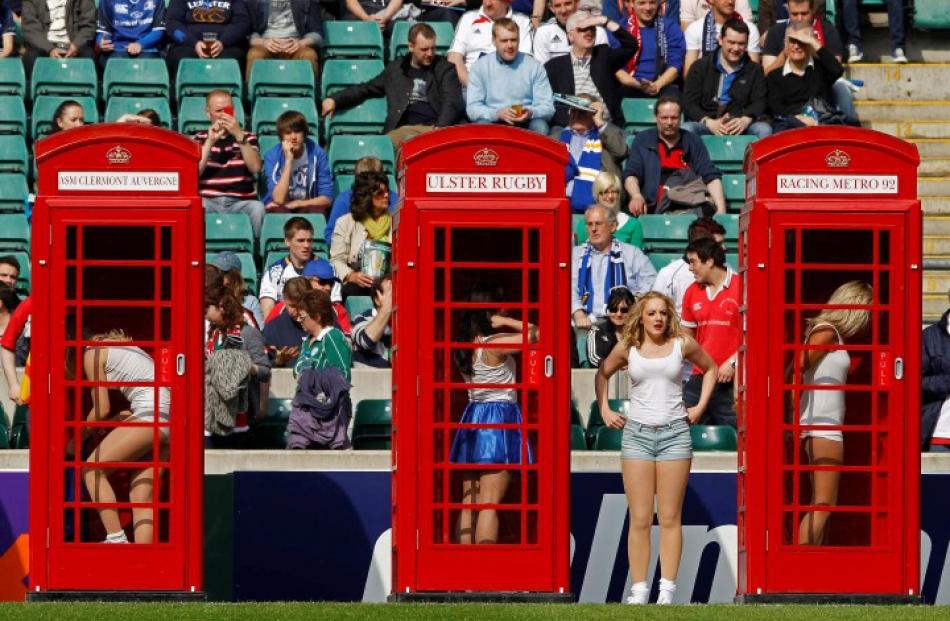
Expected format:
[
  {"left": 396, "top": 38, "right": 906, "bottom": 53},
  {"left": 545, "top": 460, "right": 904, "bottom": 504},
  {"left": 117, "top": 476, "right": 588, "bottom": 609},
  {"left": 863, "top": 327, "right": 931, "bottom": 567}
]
[
  {"left": 206, "top": 251, "right": 257, "bottom": 291},
  {"left": 31, "top": 96, "right": 98, "bottom": 140},
  {"left": 0, "top": 137, "right": 28, "bottom": 175},
  {"left": 0, "top": 58, "right": 25, "bottom": 97},
  {"left": 248, "top": 398, "right": 292, "bottom": 449},
  {"left": 252, "top": 97, "right": 318, "bottom": 136},
  {"left": 103, "top": 58, "right": 170, "bottom": 98},
  {"left": 177, "top": 96, "right": 245, "bottom": 134},
  {"left": 10, "top": 405, "right": 28, "bottom": 449},
  {"left": 690, "top": 424, "right": 737, "bottom": 451},
  {"left": 324, "top": 21, "right": 384, "bottom": 59},
  {"left": 388, "top": 21, "right": 453, "bottom": 60},
  {"left": 914, "top": 0, "right": 948, "bottom": 28},
  {"left": 205, "top": 213, "right": 254, "bottom": 253},
  {"left": 321, "top": 59, "right": 385, "bottom": 97},
  {"left": 575, "top": 329, "right": 589, "bottom": 368},
  {"left": 0, "top": 96, "right": 26, "bottom": 135},
  {"left": 175, "top": 58, "right": 242, "bottom": 102},
  {"left": 352, "top": 399, "right": 392, "bottom": 450},
  {"left": 9, "top": 251, "right": 29, "bottom": 295},
  {"left": 714, "top": 213, "right": 739, "bottom": 247},
  {"left": 324, "top": 98, "right": 387, "bottom": 139},
  {"left": 260, "top": 213, "right": 328, "bottom": 255},
  {"left": 332, "top": 173, "right": 397, "bottom": 198},
  {"left": 257, "top": 135, "right": 280, "bottom": 158},
  {"left": 722, "top": 173, "right": 746, "bottom": 211},
  {"left": 701, "top": 135, "right": 756, "bottom": 173},
  {"left": 247, "top": 59, "right": 315, "bottom": 101},
  {"left": 726, "top": 252, "right": 738, "bottom": 270},
  {"left": 328, "top": 135, "right": 395, "bottom": 175},
  {"left": 648, "top": 251, "right": 683, "bottom": 272},
  {"left": 621, "top": 97, "right": 658, "bottom": 134},
  {"left": 104, "top": 96, "right": 172, "bottom": 127},
  {"left": 587, "top": 399, "right": 630, "bottom": 445},
  {"left": 0, "top": 403, "right": 9, "bottom": 449},
  {"left": 345, "top": 295, "right": 373, "bottom": 319},
  {"left": 639, "top": 214, "right": 695, "bottom": 253},
  {"left": 571, "top": 424, "right": 587, "bottom": 450},
  {"left": 30, "top": 58, "right": 97, "bottom": 99},
  {"left": 593, "top": 426, "right": 622, "bottom": 451},
  {"left": 0, "top": 214, "right": 29, "bottom": 252},
  {"left": 0, "top": 174, "right": 27, "bottom": 212},
  {"left": 570, "top": 400, "right": 584, "bottom": 427}
]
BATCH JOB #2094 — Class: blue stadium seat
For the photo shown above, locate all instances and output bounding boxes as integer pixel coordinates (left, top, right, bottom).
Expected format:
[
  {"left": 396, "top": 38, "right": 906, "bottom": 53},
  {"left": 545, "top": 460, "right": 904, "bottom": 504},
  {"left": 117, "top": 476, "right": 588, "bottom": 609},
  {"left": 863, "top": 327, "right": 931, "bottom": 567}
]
[
  {"left": 31, "top": 58, "right": 97, "bottom": 99},
  {"left": 31, "top": 96, "right": 98, "bottom": 140}
]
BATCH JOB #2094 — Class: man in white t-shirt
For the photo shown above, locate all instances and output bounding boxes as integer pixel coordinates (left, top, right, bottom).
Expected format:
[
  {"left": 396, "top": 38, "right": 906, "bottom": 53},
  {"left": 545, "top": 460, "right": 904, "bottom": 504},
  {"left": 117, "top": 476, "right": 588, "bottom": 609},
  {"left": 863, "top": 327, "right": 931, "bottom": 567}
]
[
  {"left": 652, "top": 216, "right": 726, "bottom": 315},
  {"left": 683, "top": 0, "right": 759, "bottom": 77},
  {"left": 447, "top": 0, "right": 532, "bottom": 87},
  {"left": 678, "top": 0, "right": 752, "bottom": 31},
  {"left": 259, "top": 216, "right": 314, "bottom": 319}
]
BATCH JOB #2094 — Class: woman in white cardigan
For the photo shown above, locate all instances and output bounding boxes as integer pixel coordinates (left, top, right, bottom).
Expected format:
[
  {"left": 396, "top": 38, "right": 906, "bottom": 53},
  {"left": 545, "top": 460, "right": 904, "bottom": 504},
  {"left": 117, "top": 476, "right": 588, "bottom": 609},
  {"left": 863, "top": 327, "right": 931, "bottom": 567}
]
[{"left": 330, "top": 170, "right": 392, "bottom": 299}]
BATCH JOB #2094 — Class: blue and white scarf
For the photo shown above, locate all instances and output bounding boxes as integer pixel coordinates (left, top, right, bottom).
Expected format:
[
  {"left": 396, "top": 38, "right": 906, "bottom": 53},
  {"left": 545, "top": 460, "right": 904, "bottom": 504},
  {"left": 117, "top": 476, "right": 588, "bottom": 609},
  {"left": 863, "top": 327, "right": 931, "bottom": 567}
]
[
  {"left": 562, "top": 126, "right": 603, "bottom": 212},
  {"left": 702, "top": 10, "right": 743, "bottom": 55},
  {"left": 577, "top": 239, "right": 627, "bottom": 315}
]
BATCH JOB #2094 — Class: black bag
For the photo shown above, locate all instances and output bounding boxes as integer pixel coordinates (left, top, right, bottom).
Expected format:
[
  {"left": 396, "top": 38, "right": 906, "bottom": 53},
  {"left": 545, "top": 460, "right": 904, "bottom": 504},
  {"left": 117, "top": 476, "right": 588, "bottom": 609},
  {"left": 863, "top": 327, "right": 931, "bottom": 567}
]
[{"left": 656, "top": 168, "right": 714, "bottom": 216}]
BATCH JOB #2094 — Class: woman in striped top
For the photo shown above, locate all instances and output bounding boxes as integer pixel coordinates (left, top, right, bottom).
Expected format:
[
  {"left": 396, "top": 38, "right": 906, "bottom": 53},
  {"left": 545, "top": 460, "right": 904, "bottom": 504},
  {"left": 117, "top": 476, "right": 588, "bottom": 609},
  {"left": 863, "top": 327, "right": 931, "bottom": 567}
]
[{"left": 293, "top": 289, "right": 352, "bottom": 382}]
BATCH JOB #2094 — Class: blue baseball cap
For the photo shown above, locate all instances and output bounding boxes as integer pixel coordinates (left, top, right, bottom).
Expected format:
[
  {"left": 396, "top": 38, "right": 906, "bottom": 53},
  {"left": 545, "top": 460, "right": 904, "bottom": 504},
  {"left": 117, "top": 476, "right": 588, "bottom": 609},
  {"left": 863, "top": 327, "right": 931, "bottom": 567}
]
[{"left": 301, "top": 258, "right": 339, "bottom": 281}]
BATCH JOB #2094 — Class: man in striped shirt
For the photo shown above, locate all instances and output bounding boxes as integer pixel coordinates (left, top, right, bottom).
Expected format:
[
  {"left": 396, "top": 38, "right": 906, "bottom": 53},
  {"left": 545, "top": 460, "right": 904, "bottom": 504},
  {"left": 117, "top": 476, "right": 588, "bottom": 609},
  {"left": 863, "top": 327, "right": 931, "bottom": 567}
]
[{"left": 195, "top": 89, "right": 266, "bottom": 238}]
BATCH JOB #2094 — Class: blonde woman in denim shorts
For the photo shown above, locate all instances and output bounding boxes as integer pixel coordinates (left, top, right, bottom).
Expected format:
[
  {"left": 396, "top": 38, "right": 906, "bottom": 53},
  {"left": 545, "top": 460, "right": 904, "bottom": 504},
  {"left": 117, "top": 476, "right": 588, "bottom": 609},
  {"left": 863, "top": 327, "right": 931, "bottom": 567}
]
[{"left": 594, "top": 291, "right": 717, "bottom": 604}]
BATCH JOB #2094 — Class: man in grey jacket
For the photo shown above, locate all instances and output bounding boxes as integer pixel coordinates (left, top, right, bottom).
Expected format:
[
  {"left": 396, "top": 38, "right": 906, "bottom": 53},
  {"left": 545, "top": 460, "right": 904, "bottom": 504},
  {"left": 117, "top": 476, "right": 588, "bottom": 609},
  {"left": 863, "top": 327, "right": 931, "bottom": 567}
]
[
  {"left": 21, "top": 0, "right": 95, "bottom": 76},
  {"left": 320, "top": 22, "right": 463, "bottom": 149}
]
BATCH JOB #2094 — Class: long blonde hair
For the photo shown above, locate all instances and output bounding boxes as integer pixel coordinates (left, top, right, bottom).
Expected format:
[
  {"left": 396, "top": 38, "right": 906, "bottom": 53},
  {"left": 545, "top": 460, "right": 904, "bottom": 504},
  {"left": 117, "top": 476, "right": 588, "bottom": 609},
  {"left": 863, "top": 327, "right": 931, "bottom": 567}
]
[
  {"left": 621, "top": 291, "right": 687, "bottom": 349},
  {"left": 807, "top": 280, "right": 872, "bottom": 340},
  {"left": 91, "top": 329, "right": 132, "bottom": 342}
]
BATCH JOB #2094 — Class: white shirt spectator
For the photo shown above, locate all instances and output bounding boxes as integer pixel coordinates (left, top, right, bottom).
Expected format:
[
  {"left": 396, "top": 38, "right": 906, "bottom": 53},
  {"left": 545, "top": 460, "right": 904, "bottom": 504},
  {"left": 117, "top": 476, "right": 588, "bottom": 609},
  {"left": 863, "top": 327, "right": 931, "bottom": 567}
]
[
  {"left": 684, "top": 15, "right": 760, "bottom": 54},
  {"left": 259, "top": 256, "right": 305, "bottom": 304},
  {"left": 679, "top": 0, "right": 753, "bottom": 25},
  {"left": 532, "top": 20, "right": 608, "bottom": 65},
  {"left": 449, "top": 8, "right": 533, "bottom": 70},
  {"left": 652, "top": 258, "right": 694, "bottom": 315}
]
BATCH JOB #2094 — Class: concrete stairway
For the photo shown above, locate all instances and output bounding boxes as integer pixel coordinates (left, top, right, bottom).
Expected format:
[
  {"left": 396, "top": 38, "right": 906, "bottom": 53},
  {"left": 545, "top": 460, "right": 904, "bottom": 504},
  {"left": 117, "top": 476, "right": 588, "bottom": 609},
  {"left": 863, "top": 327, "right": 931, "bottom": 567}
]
[{"left": 849, "top": 62, "right": 950, "bottom": 323}]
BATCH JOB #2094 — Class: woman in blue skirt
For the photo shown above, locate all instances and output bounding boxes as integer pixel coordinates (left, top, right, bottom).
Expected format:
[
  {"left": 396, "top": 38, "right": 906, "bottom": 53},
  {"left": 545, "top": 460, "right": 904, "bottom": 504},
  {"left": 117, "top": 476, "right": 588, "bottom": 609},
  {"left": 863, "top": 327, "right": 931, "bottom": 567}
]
[{"left": 450, "top": 306, "right": 538, "bottom": 544}]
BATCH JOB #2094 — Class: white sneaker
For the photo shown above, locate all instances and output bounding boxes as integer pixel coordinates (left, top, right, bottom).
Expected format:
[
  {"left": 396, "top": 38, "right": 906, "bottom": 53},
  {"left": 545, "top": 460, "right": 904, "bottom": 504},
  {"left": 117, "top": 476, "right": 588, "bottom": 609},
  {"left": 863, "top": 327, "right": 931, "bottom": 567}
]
[
  {"left": 848, "top": 44, "right": 863, "bottom": 63},
  {"left": 892, "top": 48, "right": 908, "bottom": 64}
]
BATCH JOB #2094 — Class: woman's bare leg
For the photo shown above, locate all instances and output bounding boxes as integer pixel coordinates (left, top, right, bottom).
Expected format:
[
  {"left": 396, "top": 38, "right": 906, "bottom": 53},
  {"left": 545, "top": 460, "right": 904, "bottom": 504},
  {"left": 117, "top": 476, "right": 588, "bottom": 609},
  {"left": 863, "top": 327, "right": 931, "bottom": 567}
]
[
  {"left": 655, "top": 458, "right": 692, "bottom": 581},
  {"left": 799, "top": 436, "right": 844, "bottom": 545},
  {"left": 474, "top": 469, "right": 511, "bottom": 543},
  {"left": 82, "top": 426, "right": 156, "bottom": 538},
  {"left": 456, "top": 470, "right": 479, "bottom": 544},
  {"left": 622, "top": 459, "right": 657, "bottom": 583}
]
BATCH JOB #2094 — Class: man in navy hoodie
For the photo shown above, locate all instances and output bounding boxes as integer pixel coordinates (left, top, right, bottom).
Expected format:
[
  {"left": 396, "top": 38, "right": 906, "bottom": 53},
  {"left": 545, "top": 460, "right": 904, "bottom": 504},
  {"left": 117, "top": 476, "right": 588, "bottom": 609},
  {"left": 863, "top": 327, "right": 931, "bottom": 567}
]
[
  {"left": 261, "top": 109, "right": 333, "bottom": 215},
  {"left": 165, "top": 0, "right": 252, "bottom": 73}
]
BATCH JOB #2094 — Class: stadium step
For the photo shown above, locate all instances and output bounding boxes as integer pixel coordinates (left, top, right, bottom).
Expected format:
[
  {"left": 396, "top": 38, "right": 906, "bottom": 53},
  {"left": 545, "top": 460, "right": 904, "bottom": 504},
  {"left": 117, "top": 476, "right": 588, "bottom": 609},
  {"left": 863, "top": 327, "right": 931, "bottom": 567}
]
[
  {"left": 854, "top": 100, "right": 950, "bottom": 122},
  {"left": 923, "top": 215, "right": 950, "bottom": 236},
  {"left": 848, "top": 63, "right": 950, "bottom": 101},
  {"left": 919, "top": 178, "right": 950, "bottom": 197},
  {"left": 923, "top": 198, "right": 950, "bottom": 215},
  {"left": 924, "top": 293, "right": 946, "bottom": 324},
  {"left": 863, "top": 120, "right": 950, "bottom": 140},
  {"left": 924, "top": 236, "right": 950, "bottom": 256},
  {"left": 920, "top": 158, "right": 950, "bottom": 177},
  {"left": 911, "top": 140, "right": 950, "bottom": 158}
]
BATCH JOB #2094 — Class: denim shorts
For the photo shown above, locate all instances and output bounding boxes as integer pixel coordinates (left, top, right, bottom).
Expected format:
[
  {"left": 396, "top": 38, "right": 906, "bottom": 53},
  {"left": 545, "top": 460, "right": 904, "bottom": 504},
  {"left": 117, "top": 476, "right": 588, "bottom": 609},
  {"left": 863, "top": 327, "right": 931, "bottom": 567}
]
[{"left": 621, "top": 418, "right": 692, "bottom": 461}]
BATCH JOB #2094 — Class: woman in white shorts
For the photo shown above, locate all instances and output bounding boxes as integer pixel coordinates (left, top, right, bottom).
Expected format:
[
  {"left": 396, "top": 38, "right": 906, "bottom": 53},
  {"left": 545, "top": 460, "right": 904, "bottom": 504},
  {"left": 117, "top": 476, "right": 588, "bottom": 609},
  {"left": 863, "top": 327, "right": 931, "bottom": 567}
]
[
  {"left": 595, "top": 292, "right": 717, "bottom": 604},
  {"left": 82, "top": 329, "right": 171, "bottom": 544},
  {"left": 797, "top": 281, "right": 872, "bottom": 545}
]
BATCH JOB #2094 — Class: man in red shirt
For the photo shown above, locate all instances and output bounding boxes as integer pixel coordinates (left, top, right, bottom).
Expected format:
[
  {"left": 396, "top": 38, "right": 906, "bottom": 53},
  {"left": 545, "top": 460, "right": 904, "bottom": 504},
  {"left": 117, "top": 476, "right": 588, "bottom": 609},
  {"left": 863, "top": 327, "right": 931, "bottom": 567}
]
[{"left": 680, "top": 237, "right": 740, "bottom": 426}]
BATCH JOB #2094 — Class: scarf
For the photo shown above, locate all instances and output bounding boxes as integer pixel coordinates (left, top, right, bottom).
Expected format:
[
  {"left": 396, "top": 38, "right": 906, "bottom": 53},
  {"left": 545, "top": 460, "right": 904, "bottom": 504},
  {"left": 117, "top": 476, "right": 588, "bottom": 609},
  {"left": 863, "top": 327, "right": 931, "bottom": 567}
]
[
  {"left": 363, "top": 213, "right": 391, "bottom": 241},
  {"left": 624, "top": 15, "right": 668, "bottom": 77},
  {"left": 702, "top": 10, "right": 743, "bottom": 55},
  {"left": 562, "top": 126, "right": 603, "bottom": 212},
  {"left": 577, "top": 239, "right": 627, "bottom": 315},
  {"left": 812, "top": 17, "right": 826, "bottom": 46}
]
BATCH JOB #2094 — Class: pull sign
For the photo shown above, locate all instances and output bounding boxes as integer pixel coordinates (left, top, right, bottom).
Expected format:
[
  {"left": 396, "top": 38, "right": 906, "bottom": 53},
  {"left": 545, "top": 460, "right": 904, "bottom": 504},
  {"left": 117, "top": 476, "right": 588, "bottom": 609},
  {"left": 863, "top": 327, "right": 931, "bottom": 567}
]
[
  {"left": 877, "top": 352, "right": 891, "bottom": 388},
  {"left": 158, "top": 347, "right": 172, "bottom": 383},
  {"left": 894, "top": 357, "right": 904, "bottom": 381},
  {"left": 526, "top": 350, "right": 541, "bottom": 385}
]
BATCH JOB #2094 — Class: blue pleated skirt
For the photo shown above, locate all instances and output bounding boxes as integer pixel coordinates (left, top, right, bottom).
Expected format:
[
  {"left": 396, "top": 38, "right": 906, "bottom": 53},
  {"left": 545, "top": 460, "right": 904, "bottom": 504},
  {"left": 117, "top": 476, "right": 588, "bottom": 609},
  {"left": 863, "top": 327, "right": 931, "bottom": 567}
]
[{"left": 449, "top": 401, "right": 534, "bottom": 465}]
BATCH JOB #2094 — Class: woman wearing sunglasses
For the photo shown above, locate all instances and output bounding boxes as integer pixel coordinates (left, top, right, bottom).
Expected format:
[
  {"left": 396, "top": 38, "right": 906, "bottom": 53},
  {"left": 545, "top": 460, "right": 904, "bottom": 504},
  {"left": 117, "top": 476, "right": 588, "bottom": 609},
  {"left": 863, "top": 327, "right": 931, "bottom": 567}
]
[
  {"left": 587, "top": 288, "right": 636, "bottom": 367},
  {"left": 595, "top": 291, "right": 716, "bottom": 604},
  {"left": 330, "top": 171, "right": 392, "bottom": 298}
]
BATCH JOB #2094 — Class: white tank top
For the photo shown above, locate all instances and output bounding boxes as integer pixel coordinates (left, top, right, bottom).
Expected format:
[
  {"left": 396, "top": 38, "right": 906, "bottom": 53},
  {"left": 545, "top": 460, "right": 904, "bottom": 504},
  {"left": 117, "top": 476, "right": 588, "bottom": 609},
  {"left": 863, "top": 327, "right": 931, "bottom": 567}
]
[
  {"left": 799, "top": 323, "right": 849, "bottom": 427},
  {"left": 465, "top": 336, "right": 517, "bottom": 403},
  {"left": 103, "top": 346, "right": 171, "bottom": 420},
  {"left": 627, "top": 338, "right": 688, "bottom": 425}
]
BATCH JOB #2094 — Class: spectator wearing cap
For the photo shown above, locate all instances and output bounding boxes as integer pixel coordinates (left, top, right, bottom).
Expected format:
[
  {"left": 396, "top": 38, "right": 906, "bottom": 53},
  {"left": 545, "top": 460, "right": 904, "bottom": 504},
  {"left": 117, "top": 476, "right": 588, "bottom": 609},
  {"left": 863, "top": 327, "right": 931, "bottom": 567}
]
[
  {"left": 615, "top": 0, "right": 685, "bottom": 100},
  {"left": 261, "top": 110, "right": 333, "bottom": 216},
  {"left": 301, "top": 257, "right": 352, "bottom": 337},
  {"left": 532, "top": 0, "right": 611, "bottom": 65},
  {"left": 447, "top": 0, "right": 532, "bottom": 88},
  {"left": 544, "top": 11, "right": 635, "bottom": 132},
  {"left": 210, "top": 251, "right": 265, "bottom": 327},
  {"left": 351, "top": 278, "right": 392, "bottom": 368},
  {"left": 260, "top": 216, "right": 315, "bottom": 319},
  {"left": 560, "top": 95, "right": 628, "bottom": 213},
  {"left": 466, "top": 18, "right": 555, "bottom": 135}
]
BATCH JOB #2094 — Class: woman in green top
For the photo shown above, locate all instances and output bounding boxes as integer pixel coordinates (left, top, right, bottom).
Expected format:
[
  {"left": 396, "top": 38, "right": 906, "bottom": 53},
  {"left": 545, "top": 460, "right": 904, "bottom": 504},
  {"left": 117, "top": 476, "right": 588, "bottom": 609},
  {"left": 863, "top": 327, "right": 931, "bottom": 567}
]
[
  {"left": 574, "top": 172, "right": 644, "bottom": 248},
  {"left": 293, "top": 289, "right": 352, "bottom": 382}
]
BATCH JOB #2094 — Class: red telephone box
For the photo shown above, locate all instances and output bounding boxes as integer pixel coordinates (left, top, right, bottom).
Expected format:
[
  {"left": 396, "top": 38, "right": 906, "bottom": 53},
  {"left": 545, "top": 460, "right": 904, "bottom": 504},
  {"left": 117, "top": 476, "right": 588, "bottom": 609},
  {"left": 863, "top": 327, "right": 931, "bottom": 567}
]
[
  {"left": 390, "top": 126, "right": 571, "bottom": 600},
  {"left": 737, "top": 127, "right": 921, "bottom": 602},
  {"left": 29, "top": 125, "right": 204, "bottom": 599}
]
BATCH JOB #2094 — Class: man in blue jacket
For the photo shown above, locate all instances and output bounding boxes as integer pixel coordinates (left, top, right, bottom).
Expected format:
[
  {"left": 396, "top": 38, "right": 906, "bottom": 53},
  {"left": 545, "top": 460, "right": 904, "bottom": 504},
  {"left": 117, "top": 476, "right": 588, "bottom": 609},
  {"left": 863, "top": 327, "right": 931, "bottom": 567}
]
[
  {"left": 922, "top": 293, "right": 950, "bottom": 451},
  {"left": 245, "top": 0, "right": 323, "bottom": 81},
  {"left": 261, "top": 109, "right": 333, "bottom": 215},
  {"left": 622, "top": 95, "right": 726, "bottom": 215}
]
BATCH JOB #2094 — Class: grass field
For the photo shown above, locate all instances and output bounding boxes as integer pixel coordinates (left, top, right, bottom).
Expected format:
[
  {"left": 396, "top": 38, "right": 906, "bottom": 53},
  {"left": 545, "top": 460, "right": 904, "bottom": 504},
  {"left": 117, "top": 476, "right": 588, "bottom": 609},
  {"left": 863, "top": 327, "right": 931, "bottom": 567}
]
[{"left": 0, "top": 603, "right": 948, "bottom": 620}]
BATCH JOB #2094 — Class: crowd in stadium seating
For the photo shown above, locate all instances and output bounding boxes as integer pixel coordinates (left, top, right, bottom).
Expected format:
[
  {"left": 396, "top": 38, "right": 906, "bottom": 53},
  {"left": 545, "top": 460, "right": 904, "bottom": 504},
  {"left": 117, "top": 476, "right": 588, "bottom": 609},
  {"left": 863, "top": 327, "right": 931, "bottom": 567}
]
[{"left": 0, "top": 0, "right": 923, "bottom": 453}]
